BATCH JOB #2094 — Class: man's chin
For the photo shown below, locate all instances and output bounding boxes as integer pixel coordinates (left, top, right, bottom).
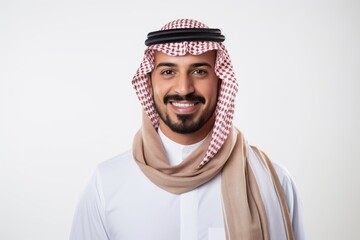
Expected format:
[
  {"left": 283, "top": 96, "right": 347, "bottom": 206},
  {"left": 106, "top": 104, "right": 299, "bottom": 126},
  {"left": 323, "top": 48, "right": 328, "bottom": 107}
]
[
  {"left": 176, "top": 113, "right": 195, "bottom": 122},
  {"left": 167, "top": 125, "right": 200, "bottom": 134},
  {"left": 164, "top": 119, "right": 205, "bottom": 134}
]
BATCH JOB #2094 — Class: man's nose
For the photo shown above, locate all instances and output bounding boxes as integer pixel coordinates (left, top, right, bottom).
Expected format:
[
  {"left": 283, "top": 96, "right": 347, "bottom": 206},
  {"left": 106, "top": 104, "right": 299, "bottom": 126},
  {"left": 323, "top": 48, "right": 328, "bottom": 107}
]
[{"left": 174, "top": 74, "right": 195, "bottom": 96}]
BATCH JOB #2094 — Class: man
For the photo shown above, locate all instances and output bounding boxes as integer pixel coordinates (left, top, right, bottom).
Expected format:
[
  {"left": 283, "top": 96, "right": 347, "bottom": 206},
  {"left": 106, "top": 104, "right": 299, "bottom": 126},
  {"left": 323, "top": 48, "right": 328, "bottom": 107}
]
[{"left": 70, "top": 19, "right": 305, "bottom": 240}]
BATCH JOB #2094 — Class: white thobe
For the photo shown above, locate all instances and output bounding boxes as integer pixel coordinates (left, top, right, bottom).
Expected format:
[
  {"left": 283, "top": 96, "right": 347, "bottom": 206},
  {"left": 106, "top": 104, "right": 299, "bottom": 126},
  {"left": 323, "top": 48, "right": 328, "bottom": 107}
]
[{"left": 70, "top": 129, "right": 306, "bottom": 240}]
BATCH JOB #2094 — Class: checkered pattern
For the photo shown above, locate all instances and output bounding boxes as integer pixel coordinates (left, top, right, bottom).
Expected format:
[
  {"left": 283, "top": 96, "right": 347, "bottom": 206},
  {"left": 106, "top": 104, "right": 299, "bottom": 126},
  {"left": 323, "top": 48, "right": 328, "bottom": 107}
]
[{"left": 132, "top": 19, "right": 238, "bottom": 168}]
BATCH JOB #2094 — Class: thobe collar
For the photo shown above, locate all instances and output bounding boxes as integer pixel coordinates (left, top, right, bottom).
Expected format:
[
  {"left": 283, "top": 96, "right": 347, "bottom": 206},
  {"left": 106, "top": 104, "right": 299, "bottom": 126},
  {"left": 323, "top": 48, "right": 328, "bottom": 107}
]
[{"left": 158, "top": 128, "right": 206, "bottom": 166}]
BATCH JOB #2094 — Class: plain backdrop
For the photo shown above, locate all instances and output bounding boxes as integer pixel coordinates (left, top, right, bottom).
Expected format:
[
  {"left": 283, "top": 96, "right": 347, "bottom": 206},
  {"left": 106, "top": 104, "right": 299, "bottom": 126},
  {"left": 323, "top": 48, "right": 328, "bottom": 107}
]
[{"left": 1, "top": 0, "right": 359, "bottom": 239}]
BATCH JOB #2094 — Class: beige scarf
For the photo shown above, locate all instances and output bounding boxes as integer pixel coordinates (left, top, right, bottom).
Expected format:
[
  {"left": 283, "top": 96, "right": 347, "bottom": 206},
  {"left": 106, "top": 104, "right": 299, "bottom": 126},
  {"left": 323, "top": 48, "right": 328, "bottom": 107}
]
[{"left": 133, "top": 113, "right": 294, "bottom": 239}]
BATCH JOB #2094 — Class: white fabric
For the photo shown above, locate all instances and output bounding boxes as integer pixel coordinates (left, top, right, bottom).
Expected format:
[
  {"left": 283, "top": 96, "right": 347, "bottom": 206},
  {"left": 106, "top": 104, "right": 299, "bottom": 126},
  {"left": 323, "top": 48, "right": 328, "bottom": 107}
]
[
  {"left": 70, "top": 130, "right": 306, "bottom": 240},
  {"left": 159, "top": 129, "right": 204, "bottom": 240}
]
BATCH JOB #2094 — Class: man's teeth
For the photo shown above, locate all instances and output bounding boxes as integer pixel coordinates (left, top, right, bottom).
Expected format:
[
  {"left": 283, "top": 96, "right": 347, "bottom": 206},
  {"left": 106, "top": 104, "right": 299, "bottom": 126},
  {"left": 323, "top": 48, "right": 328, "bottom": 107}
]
[{"left": 172, "top": 102, "right": 195, "bottom": 107}]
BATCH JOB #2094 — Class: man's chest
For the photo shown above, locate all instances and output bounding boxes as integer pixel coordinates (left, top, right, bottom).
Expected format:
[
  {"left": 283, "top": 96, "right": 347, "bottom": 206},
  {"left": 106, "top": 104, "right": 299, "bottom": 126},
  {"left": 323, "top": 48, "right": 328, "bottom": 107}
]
[{"left": 104, "top": 171, "right": 225, "bottom": 240}]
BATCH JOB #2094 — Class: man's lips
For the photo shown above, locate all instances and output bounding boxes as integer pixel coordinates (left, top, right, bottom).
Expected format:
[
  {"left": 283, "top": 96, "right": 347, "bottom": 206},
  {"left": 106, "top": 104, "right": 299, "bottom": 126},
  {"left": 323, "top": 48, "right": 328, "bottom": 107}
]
[
  {"left": 164, "top": 94, "right": 205, "bottom": 104},
  {"left": 170, "top": 101, "right": 197, "bottom": 107},
  {"left": 169, "top": 100, "right": 199, "bottom": 114}
]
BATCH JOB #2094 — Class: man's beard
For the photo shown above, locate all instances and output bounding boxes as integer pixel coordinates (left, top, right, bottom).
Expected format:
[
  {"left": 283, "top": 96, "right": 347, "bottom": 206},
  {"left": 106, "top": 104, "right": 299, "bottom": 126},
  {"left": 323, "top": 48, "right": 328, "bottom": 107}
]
[{"left": 153, "top": 94, "right": 216, "bottom": 134}]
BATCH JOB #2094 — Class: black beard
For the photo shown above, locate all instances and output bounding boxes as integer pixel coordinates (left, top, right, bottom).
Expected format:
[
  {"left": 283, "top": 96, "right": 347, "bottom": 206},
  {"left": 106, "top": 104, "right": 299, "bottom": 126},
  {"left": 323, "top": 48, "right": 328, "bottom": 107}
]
[{"left": 153, "top": 94, "right": 215, "bottom": 134}]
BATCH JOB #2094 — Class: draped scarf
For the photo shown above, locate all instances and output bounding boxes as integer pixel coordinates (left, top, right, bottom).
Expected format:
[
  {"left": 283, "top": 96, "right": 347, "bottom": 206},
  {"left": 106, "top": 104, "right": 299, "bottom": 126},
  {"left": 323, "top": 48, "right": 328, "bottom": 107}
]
[{"left": 132, "top": 113, "right": 294, "bottom": 240}]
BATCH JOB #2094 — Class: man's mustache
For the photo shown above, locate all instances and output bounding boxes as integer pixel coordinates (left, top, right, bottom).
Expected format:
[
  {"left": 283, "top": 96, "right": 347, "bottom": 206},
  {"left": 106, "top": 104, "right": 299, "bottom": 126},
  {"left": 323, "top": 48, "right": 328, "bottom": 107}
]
[{"left": 163, "top": 94, "right": 206, "bottom": 104}]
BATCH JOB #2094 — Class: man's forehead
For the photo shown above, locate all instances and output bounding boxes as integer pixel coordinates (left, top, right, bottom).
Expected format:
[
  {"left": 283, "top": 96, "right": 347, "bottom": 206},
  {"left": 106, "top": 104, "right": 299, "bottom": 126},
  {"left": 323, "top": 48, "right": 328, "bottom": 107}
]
[{"left": 153, "top": 50, "right": 217, "bottom": 66}]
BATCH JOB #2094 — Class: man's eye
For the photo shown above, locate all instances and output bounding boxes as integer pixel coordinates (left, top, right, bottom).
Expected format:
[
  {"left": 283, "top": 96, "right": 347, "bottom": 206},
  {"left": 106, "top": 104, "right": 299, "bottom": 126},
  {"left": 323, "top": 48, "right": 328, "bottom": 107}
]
[
  {"left": 193, "top": 69, "right": 207, "bottom": 75},
  {"left": 161, "top": 70, "right": 174, "bottom": 75}
]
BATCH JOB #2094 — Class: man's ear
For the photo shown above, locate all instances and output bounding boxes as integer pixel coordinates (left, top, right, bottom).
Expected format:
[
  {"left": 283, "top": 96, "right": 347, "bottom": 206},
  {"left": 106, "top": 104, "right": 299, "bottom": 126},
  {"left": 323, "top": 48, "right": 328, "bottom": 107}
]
[
  {"left": 148, "top": 73, "right": 153, "bottom": 95},
  {"left": 217, "top": 78, "right": 222, "bottom": 95}
]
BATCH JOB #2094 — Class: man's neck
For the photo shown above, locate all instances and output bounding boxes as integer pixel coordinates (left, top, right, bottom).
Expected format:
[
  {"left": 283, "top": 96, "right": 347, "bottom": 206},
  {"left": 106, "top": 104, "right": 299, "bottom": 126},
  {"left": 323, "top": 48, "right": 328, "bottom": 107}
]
[{"left": 158, "top": 128, "right": 206, "bottom": 166}]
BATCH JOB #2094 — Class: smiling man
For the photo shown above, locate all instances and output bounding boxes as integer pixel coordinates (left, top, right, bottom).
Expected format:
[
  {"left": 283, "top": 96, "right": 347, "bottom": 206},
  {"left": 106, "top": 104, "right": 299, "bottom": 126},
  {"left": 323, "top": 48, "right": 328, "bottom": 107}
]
[{"left": 70, "top": 19, "right": 306, "bottom": 240}]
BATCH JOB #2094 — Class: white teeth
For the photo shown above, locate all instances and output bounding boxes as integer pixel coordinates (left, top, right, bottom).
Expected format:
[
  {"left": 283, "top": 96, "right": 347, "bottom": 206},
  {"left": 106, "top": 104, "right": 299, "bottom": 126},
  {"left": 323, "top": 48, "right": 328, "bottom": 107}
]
[{"left": 172, "top": 102, "right": 195, "bottom": 107}]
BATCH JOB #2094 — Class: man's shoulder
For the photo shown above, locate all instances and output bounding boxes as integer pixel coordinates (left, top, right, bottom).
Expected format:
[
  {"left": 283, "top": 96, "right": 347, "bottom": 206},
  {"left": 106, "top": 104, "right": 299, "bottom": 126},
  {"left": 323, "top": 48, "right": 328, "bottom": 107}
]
[
  {"left": 271, "top": 162, "right": 301, "bottom": 207},
  {"left": 248, "top": 146, "right": 294, "bottom": 186},
  {"left": 96, "top": 150, "right": 136, "bottom": 183},
  {"left": 271, "top": 162, "right": 295, "bottom": 188},
  {"left": 248, "top": 145, "right": 297, "bottom": 197},
  {"left": 98, "top": 150, "right": 133, "bottom": 170}
]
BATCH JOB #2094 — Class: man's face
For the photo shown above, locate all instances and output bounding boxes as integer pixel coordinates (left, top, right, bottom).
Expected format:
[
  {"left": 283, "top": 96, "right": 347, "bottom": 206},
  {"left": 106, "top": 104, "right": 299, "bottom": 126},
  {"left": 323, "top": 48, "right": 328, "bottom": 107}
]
[{"left": 150, "top": 50, "right": 219, "bottom": 135}]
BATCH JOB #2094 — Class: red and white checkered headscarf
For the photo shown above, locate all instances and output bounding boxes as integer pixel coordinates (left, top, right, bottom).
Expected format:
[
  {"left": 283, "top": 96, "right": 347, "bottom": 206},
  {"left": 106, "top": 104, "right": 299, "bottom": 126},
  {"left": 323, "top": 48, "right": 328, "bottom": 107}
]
[{"left": 132, "top": 19, "right": 238, "bottom": 168}]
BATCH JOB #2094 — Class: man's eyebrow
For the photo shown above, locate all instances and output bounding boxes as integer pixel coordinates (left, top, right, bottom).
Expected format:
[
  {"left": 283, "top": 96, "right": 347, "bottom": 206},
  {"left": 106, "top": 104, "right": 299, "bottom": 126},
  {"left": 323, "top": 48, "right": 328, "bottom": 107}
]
[
  {"left": 191, "top": 62, "right": 213, "bottom": 68},
  {"left": 155, "top": 62, "right": 177, "bottom": 70}
]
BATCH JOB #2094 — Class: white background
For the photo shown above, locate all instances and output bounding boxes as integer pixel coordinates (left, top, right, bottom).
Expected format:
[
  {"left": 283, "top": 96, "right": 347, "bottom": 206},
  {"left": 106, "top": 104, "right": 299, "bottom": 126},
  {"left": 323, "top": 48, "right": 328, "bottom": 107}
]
[{"left": 1, "top": 0, "right": 359, "bottom": 239}]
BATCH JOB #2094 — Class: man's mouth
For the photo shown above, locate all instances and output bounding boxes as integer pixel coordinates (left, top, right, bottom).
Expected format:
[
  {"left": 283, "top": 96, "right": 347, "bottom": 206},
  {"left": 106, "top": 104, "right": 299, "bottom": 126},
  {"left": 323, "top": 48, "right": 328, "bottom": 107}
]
[
  {"left": 169, "top": 100, "right": 199, "bottom": 114},
  {"left": 164, "top": 94, "right": 205, "bottom": 105},
  {"left": 170, "top": 101, "right": 197, "bottom": 108}
]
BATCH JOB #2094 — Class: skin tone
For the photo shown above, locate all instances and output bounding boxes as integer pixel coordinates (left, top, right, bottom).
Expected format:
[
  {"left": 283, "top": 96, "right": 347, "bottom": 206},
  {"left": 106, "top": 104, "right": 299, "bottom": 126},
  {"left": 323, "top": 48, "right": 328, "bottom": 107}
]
[{"left": 149, "top": 50, "right": 219, "bottom": 145}]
